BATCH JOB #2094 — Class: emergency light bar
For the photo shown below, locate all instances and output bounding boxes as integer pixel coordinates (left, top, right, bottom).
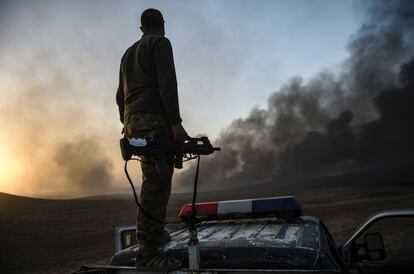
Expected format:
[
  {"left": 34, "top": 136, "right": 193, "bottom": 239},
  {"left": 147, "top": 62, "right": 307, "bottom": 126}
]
[{"left": 179, "top": 196, "right": 302, "bottom": 221}]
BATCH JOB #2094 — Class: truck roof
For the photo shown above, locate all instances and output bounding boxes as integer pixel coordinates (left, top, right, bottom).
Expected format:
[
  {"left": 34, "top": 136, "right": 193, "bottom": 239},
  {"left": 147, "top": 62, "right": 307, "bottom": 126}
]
[{"left": 111, "top": 216, "right": 338, "bottom": 271}]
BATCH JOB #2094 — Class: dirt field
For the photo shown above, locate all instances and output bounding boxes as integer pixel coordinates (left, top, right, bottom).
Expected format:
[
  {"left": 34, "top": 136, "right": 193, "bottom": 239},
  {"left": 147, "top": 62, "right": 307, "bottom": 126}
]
[{"left": 1, "top": 180, "right": 414, "bottom": 274}]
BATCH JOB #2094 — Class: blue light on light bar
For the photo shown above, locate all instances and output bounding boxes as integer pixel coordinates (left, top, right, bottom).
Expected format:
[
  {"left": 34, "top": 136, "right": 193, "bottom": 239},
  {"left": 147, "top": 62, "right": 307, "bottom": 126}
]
[{"left": 252, "top": 196, "right": 302, "bottom": 220}]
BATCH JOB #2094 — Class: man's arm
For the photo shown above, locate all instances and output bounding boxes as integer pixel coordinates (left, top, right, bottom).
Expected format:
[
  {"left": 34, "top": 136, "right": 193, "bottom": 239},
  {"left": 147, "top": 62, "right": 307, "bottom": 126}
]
[
  {"left": 154, "top": 38, "right": 182, "bottom": 126},
  {"left": 116, "top": 59, "right": 125, "bottom": 124}
]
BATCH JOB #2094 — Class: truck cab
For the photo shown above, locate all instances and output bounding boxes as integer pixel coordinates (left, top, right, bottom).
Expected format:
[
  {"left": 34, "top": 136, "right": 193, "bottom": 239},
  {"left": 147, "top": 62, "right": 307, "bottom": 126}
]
[{"left": 74, "top": 197, "right": 414, "bottom": 274}]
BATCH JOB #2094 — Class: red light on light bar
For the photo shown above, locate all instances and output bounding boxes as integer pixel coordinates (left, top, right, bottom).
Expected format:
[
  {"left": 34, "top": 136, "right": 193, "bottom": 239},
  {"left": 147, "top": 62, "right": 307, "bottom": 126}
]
[{"left": 179, "top": 202, "right": 218, "bottom": 218}]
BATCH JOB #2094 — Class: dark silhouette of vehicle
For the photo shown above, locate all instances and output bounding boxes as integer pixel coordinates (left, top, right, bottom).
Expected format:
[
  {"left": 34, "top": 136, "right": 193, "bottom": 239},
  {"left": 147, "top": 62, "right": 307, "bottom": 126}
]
[{"left": 73, "top": 196, "right": 414, "bottom": 274}]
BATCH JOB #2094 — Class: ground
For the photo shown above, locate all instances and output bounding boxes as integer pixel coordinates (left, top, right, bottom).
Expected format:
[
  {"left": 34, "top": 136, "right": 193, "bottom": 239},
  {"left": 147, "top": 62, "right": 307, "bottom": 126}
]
[{"left": 1, "top": 180, "right": 413, "bottom": 274}]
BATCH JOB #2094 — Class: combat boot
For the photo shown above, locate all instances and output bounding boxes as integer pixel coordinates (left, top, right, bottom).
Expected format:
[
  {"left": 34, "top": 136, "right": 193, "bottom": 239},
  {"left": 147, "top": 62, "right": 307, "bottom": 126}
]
[{"left": 157, "top": 229, "right": 171, "bottom": 245}]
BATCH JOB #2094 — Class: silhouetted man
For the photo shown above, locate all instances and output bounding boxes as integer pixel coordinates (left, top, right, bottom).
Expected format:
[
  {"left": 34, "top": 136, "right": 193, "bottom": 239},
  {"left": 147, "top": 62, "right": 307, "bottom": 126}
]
[{"left": 116, "top": 8, "right": 187, "bottom": 271}]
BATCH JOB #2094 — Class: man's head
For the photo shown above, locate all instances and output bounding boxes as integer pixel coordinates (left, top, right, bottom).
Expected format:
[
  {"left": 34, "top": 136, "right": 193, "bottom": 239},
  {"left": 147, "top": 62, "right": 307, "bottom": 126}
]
[{"left": 140, "top": 9, "right": 165, "bottom": 36}]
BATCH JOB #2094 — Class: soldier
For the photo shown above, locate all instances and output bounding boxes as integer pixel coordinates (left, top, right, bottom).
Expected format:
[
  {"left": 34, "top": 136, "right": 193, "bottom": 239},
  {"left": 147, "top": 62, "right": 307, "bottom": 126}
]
[{"left": 116, "top": 8, "right": 188, "bottom": 271}]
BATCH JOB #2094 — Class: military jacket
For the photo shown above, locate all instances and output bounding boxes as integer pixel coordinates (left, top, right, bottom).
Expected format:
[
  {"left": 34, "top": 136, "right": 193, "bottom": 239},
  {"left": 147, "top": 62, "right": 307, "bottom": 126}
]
[{"left": 116, "top": 34, "right": 182, "bottom": 126}]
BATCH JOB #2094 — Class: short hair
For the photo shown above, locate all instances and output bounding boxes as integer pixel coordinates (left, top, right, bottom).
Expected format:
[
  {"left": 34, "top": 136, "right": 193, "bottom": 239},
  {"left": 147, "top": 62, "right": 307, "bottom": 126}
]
[{"left": 141, "top": 9, "right": 164, "bottom": 29}]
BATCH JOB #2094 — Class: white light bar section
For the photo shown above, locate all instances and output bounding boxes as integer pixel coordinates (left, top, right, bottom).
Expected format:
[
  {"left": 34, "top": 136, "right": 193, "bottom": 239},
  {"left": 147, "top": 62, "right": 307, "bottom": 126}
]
[{"left": 218, "top": 199, "right": 252, "bottom": 215}]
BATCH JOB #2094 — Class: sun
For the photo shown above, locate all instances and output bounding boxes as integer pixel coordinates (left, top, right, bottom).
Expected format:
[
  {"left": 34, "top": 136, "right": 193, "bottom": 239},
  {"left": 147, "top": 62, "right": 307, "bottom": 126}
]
[{"left": 0, "top": 139, "right": 23, "bottom": 193}]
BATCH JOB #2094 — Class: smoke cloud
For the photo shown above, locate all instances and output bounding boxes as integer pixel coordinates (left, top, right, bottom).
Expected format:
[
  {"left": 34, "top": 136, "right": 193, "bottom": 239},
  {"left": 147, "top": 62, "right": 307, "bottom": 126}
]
[
  {"left": 2, "top": 0, "right": 413, "bottom": 196},
  {"left": 0, "top": 50, "right": 118, "bottom": 196},
  {"left": 54, "top": 137, "right": 113, "bottom": 193},
  {"left": 177, "top": 0, "right": 414, "bottom": 190}
]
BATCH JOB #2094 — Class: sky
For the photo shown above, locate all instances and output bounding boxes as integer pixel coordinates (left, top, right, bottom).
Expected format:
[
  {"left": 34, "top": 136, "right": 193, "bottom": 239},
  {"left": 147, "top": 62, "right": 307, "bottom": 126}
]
[{"left": 0, "top": 0, "right": 360, "bottom": 197}]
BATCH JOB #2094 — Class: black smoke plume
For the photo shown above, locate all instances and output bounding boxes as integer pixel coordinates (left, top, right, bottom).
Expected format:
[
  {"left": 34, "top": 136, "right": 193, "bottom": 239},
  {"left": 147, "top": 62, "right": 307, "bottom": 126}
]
[
  {"left": 279, "top": 59, "right": 414, "bottom": 174},
  {"left": 177, "top": 0, "right": 414, "bottom": 190}
]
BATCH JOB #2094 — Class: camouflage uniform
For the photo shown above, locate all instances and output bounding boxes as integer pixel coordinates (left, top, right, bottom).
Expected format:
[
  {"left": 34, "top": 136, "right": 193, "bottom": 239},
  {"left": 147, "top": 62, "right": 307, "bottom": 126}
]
[
  {"left": 124, "top": 112, "right": 174, "bottom": 256},
  {"left": 117, "top": 34, "right": 182, "bottom": 257}
]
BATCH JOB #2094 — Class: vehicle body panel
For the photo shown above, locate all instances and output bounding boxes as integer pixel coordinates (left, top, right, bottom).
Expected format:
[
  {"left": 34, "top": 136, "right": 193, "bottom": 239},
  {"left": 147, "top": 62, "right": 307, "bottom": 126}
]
[
  {"left": 340, "top": 208, "right": 414, "bottom": 264},
  {"left": 111, "top": 217, "right": 339, "bottom": 271}
]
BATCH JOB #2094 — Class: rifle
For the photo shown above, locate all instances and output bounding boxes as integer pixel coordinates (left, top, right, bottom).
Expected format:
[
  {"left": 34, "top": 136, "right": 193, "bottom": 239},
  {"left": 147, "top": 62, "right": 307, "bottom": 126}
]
[
  {"left": 120, "top": 134, "right": 220, "bottom": 263},
  {"left": 120, "top": 136, "right": 220, "bottom": 168}
]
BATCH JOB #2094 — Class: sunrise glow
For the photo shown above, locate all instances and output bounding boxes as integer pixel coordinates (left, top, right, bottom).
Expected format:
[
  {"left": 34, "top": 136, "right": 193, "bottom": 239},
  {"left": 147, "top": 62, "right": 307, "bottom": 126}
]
[{"left": 0, "top": 138, "right": 23, "bottom": 193}]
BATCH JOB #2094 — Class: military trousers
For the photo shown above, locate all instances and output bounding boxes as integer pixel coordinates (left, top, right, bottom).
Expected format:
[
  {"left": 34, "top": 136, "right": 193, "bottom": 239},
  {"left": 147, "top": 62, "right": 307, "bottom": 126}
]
[{"left": 124, "top": 113, "right": 174, "bottom": 257}]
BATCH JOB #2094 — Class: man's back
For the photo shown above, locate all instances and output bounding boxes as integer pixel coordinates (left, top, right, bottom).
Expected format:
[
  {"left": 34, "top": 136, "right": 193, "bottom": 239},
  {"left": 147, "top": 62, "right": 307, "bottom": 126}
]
[{"left": 117, "top": 34, "right": 181, "bottom": 127}]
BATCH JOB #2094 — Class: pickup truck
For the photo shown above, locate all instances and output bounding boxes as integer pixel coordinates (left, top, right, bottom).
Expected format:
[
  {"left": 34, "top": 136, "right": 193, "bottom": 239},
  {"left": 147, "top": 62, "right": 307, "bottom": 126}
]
[{"left": 73, "top": 196, "right": 414, "bottom": 274}]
